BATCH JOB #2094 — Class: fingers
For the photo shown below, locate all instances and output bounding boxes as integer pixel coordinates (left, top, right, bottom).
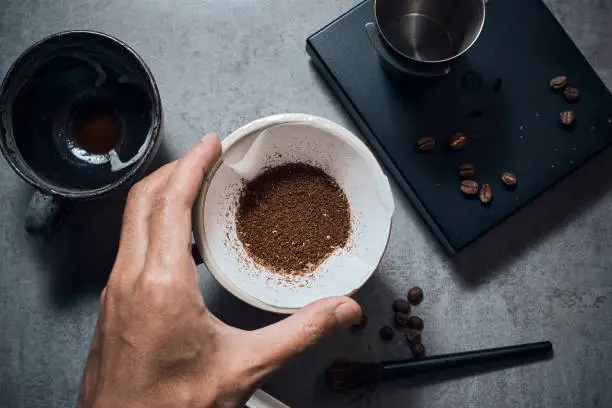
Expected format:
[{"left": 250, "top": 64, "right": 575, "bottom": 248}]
[
  {"left": 249, "top": 297, "right": 362, "bottom": 372},
  {"left": 109, "top": 134, "right": 221, "bottom": 291},
  {"left": 109, "top": 162, "right": 177, "bottom": 286},
  {"left": 147, "top": 134, "right": 221, "bottom": 261},
  {"left": 167, "top": 133, "right": 222, "bottom": 211}
]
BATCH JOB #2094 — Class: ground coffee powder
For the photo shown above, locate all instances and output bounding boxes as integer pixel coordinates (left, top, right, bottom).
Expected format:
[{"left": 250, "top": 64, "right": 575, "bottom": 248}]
[{"left": 235, "top": 163, "right": 351, "bottom": 274}]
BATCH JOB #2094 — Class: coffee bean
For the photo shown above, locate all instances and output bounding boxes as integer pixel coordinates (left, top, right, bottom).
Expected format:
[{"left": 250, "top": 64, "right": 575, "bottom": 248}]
[
  {"left": 379, "top": 326, "right": 394, "bottom": 341},
  {"left": 395, "top": 312, "right": 411, "bottom": 327},
  {"left": 459, "top": 163, "right": 476, "bottom": 178},
  {"left": 501, "top": 172, "right": 517, "bottom": 187},
  {"left": 461, "top": 180, "right": 479, "bottom": 195},
  {"left": 411, "top": 343, "right": 426, "bottom": 357},
  {"left": 479, "top": 184, "right": 492, "bottom": 204},
  {"left": 407, "top": 287, "right": 424, "bottom": 304},
  {"left": 549, "top": 75, "right": 567, "bottom": 90},
  {"left": 351, "top": 314, "right": 368, "bottom": 331},
  {"left": 406, "top": 329, "right": 422, "bottom": 345},
  {"left": 564, "top": 86, "right": 580, "bottom": 102},
  {"left": 393, "top": 299, "right": 411, "bottom": 314},
  {"left": 407, "top": 316, "right": 424, "bottom": 331},
  {"left": 560, "top": 110, "right": 576, "bottom": 125},
  {"left": 417, "top": 136, "right": 436, "bottom": 152},
  {"left": 449, "top": 133, "right": 467, "bottom": 150}
]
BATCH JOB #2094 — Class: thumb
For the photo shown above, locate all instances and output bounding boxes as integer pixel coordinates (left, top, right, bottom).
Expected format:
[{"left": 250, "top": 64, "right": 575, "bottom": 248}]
[{"left": 249, "top": 297, "right": 362, "bottom": 370}]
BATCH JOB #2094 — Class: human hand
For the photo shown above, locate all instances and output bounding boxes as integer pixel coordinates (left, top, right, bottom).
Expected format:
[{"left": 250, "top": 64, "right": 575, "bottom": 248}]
[{"left": 77, "top": 134, "right": 363, "bottom": 408}]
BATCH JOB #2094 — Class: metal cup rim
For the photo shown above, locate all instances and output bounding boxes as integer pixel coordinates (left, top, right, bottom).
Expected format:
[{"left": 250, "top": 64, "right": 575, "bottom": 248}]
[{"left": 373, "top": 0, "right": 487, "bottom": 64}]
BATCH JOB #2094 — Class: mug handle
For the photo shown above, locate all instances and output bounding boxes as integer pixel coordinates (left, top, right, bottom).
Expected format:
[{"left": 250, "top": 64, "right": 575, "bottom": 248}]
[
  {"left": 25, "top": 190, "right": 72, "bottom": 240},
  {"left": 365, "top": 22, "right": 451, "bottom": 78}
]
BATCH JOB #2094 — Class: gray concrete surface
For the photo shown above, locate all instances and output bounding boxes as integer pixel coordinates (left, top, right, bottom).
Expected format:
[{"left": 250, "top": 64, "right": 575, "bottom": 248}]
[{"left": 1, "top": 0, "right": 611, "bottom": 407}]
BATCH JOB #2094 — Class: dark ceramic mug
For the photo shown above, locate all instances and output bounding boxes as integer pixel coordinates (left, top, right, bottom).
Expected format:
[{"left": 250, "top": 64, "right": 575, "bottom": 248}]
[{"left": 0, "top": 31, "right": 162, "bottom": 239}]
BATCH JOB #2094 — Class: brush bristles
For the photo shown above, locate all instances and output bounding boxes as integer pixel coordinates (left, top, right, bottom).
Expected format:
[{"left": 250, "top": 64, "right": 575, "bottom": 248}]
[{"left": 325, "top": 360, "right": 384, "bottom": 391}]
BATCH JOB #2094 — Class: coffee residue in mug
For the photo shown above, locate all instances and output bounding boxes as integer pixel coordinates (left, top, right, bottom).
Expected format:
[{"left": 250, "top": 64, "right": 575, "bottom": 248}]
[
  {"left": 71, "top": 101, "right": 122, "bottom": 154},
  {"left": 235, "top": 163, "right": 351, "bottom": 275}
]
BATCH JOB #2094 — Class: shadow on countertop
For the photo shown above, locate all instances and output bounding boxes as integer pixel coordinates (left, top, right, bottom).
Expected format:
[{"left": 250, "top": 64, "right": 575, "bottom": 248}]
[
  {"left": 29, "top": 140, "right": 174, "bottom": 308},
  {"left": 450, "top": 145, "right": 612, "bottom": 287}
]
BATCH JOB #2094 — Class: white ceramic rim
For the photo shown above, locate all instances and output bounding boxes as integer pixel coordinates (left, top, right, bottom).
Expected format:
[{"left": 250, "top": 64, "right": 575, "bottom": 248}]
[{"left": 193, "top": 113, "right": 393, "bottom": 314}]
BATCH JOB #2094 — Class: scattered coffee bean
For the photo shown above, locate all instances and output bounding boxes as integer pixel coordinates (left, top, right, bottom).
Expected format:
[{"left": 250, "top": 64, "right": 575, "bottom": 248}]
[
  {"left": 493, "top": 77, "right": 503, "bottom": 92},
  {"left": 549, "top": 75, "right": 567, "bottom": 90},
  {"left": 449, "top": 133, "right": 467, "bottom": 150},
  {"left": 407, "top": 316, "right": 424, "bottom": 331},
  {"left": 564, "top": 86, "right": 580, "bottom": 102},
  {"left": 461, "top": 180, "right": 479, "bottom": 195},
  {"left": 393, "top": 299, "right": 411, "bottom": 314},
  {"left": 405, "top": 330, "right": 422, "bottom": 345},
  {"left": 479, "top": 184, "right": 493, "bottom": 204},
  {"left": 351, "top": 314, "right": 368, "bottom": 331},
  {"left": 379, "top": 326, "right": 394, "bottom": 341},
  {"left": 395, "top": 312, "right": 411, "bottom": 327},
  {"left": 407, "top": 287, "right": 424, "bottom": 305},
  {"left": 417, "top": 136, "right": 436, "bottom": 152},
  {"left": 501, "top": 172, "right": 517, "bottom": 187},
  {"left": 411, "top": 343, "right": 426, "bottom": 357},
  {"left": 459, "top": 163, "right": 476, "bottom": 178},
  {"left": 560, "top": 110, "right": 576, "bottom": 125}
]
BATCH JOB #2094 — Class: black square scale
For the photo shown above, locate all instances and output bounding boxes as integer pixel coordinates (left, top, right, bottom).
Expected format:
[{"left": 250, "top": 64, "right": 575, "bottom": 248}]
[{"left": 307, "top": 0, "right": 612, "bottom": 254}]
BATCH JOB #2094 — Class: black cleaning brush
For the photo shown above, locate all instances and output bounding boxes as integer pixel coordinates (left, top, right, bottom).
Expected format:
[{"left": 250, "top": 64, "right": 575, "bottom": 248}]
[{"left": 326, "top": 341, "right": 553, "bottom": 391}]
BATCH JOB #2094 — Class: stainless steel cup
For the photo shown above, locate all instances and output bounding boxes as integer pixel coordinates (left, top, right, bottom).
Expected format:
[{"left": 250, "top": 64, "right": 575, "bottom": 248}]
[
  {"left": 366, "top": 0, "right": 486, "bottom": 77},
  {"left": 375, "top": 0, "right": 485, "bottom": 63}
]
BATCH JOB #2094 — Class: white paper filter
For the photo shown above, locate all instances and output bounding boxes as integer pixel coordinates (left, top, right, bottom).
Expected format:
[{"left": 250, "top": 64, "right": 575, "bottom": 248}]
[{"left": 202, "top": 120, "right": 394, "bottom": 309}]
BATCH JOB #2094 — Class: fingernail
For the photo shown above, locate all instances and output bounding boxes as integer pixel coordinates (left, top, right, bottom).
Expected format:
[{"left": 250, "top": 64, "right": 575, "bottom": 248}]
[{"left": 335, "top": 302, "right": 360, "bottom": 326}]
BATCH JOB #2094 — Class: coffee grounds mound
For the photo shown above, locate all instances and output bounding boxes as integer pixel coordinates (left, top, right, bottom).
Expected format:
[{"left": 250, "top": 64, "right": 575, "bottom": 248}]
[{"left": 235, "top": 163, "right": 351, "bottom": 275}]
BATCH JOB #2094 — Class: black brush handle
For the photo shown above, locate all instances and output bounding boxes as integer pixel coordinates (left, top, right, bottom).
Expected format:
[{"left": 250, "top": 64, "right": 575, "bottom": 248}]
[{"left": 382, "top": 341, "right": 553, "bottom": 380}]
